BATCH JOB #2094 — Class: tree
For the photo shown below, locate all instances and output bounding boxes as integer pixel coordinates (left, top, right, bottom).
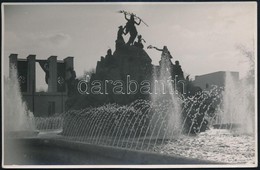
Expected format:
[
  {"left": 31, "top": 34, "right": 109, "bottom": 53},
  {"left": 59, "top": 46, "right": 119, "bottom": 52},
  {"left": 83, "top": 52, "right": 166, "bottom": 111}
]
[{"left": 236, "top": 44, "right": 255, "bottom": 80}]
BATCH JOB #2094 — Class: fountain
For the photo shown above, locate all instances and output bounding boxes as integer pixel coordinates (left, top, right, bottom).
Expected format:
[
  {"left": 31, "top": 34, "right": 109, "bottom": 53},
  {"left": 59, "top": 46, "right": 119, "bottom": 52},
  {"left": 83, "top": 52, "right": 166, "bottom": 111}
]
[
  {"left": 59, "top": 45, "right": 255, "bottom": 164},
  {"left": 219, "top": 71, "right": 255, "bottom": 134},
  {"left": 4, "top": 65, "right": 38, "bottom": 138},
  {"left": 4, "top": 53, "right": 255, "bottom": 164},
  {"left": 150, "top": 48, "right": 182, "bottom": 140},
  {"left": 3, "top": 10, "right": 255, "bottom": 164}
]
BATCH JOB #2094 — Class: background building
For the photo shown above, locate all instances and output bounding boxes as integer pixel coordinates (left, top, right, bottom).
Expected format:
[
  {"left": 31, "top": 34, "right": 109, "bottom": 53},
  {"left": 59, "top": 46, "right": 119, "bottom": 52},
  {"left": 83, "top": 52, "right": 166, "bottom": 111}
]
[
  {"left": 9, "top": 54, "right": 74, "bottom": 117},
  {"left": 193, "top": 71, "right": 239, "bottom": 90}
]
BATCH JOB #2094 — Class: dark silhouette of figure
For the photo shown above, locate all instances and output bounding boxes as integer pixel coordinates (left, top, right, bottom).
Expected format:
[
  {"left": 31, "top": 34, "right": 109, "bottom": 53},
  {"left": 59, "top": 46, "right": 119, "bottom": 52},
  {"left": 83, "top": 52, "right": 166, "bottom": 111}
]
[
  {"left": 149, "top": 45, "right": 173, "bottom": 59},
  {"left": 148, "top": 45, "right": 174, "bottom": 77},
  {"left": 148, "top": 45, "right": 173, "bottom": 66},
  {"left": 105, "top": 49, "right": 116, "bottom": 67},
  {"left": 117, "top": 25, "right": 126, "bottom": 44},
  {"left": 124, "top": 13, "right": 141, "bottom": 45},
  {"left": 107, "top": 49, "right": 112, "bottom": 56},
  {"left": 134, "top": 35, "right": 146, "bottom": 49},
  {"left": 174, "top": 60, "right": 184, "bottom": 80}
]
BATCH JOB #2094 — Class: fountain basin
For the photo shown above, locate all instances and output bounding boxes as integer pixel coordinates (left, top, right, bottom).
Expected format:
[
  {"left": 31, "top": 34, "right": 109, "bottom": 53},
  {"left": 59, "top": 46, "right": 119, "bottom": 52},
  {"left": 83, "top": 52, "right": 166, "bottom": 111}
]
[
  {"left": 5, "top": 130, "right": 39, "bottom": 138},
  {"left": 4, "top": 137, "right": 224, "bottom": 165}
]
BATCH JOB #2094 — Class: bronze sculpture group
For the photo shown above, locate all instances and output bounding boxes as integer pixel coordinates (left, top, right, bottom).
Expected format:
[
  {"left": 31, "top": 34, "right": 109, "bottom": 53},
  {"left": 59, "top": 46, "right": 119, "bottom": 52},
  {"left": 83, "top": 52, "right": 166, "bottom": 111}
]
[
  {"left": 117, "top": 10, "right": 147, "bottom": 48},
  {"left": 117, "top": 11, "right": 174, "bottom": 62}
]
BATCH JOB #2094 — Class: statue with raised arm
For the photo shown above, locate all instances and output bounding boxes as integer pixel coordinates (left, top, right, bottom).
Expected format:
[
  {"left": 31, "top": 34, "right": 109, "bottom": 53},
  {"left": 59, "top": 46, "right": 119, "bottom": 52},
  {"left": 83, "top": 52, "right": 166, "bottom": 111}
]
[
  {"left": 123, "top": 12, "right": 141, "bottom": 45},
  {"left": 115, "top": 25, "right": 126, "bottom": 49},
  {"left": 147, "top": 45, "right": 173, "bottom": 59},
  {"left": 117, "top": 25, "right": 126, "bottom": 44},
  {"left": 147, "top": 45, "right": 174, "bottom": 73}
]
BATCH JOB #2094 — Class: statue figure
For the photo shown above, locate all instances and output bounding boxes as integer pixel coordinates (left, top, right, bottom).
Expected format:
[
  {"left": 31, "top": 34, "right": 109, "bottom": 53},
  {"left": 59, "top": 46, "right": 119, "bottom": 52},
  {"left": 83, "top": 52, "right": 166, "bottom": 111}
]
[
  {"left": 174, "top": 60, "right": 184, "bottom": 80},
  {"left": 123, "top": 13, "right": 141, "bottom": 45},
  {"left": 148, "top": 45, "right": 173, "bottom": 59},
  {"left": 107, "top": 49, "right": 112, "bottom": 56},
  {"left": 134, "top": 35, "right": 146, "bottom": 49},
  {"left": 148, "top": 45, "right": 174, "bottom": 73},
  {"left": 105, "top": 49, "right": 117, "bottom": 68},
  {"left": 118, "top": 10, "right": 148, "bottom": 46},
  {"left": 105, "top": 49, "right": 112, "bottom": 65},
  {"left": 117, "top": 25, "right": 126, "bottom": 44}
]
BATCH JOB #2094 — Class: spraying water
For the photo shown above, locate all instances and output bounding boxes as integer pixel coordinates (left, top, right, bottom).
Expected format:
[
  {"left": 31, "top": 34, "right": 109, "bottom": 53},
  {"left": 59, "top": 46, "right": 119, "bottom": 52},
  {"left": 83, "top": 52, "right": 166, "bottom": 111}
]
[
  {"left": 217, "top": 45, "right": 255, "bottom": 134},
  {"left": 150, "top": 47, "right": 182, "bottom": 139},
  {"left": 221, "top": 72, "right": 255, "bottom": 134},
  {"left": 4, "top": 65, "right": 35, "bottom": 133}
]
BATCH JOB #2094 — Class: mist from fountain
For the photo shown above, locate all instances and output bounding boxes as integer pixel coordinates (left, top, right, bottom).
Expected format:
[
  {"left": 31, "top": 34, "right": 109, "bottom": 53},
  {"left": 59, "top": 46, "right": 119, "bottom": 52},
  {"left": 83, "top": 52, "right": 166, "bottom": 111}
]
[
  {"left": 4, "top": 66, "right": 65, "bottom": 137},
  {"left": 4, "top": 66, "right": 35, "bottom": 135},
  {"left": 150, "top": 53, "right": 182, "bottom": 139},
  {"left": 214, "top": 45, "right": 255, "bottom": 134},
  {"left": 220, "top": 72, "right": 255, "bottom": 134}
]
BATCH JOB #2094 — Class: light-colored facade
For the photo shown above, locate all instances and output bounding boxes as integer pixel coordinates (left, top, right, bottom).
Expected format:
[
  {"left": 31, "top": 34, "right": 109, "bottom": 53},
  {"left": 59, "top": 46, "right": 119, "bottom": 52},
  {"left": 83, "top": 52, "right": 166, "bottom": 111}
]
[{"left": 193, "top": 71, "right": 239, "bottom": 90}]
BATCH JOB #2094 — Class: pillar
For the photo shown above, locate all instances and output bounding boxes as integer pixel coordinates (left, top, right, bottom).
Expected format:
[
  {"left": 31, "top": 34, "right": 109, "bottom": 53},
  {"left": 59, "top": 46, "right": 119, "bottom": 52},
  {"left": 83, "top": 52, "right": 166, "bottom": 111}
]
[
  {"left": 63, "top": 56, "right": 74, "bottom": 93},
  {"left": 64, "top": 56, "right": 74, "bottom": 70},
  {"left": 27, "top": 55, "right": 36, "bottom": 94},
  {"left": 48, "top": 56, "right": 57, "bottom": 92},
  {"left": 9, "top": 54, "right": 18, "bottom": 77}
]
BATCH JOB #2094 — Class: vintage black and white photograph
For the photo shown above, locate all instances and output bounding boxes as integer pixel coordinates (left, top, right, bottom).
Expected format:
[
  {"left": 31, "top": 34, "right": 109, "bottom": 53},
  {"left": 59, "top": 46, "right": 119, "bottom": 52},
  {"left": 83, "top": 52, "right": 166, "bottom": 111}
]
[{"left": 2, "top": 2, "right": 257, "bottom": 168}]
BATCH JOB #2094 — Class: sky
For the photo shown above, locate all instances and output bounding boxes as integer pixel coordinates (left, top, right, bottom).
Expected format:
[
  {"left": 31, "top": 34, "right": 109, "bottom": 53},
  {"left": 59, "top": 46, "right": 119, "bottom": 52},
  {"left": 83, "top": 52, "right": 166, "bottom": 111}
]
[{"left": 2, "top": 2, "right": 257, "bottom": 91}]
